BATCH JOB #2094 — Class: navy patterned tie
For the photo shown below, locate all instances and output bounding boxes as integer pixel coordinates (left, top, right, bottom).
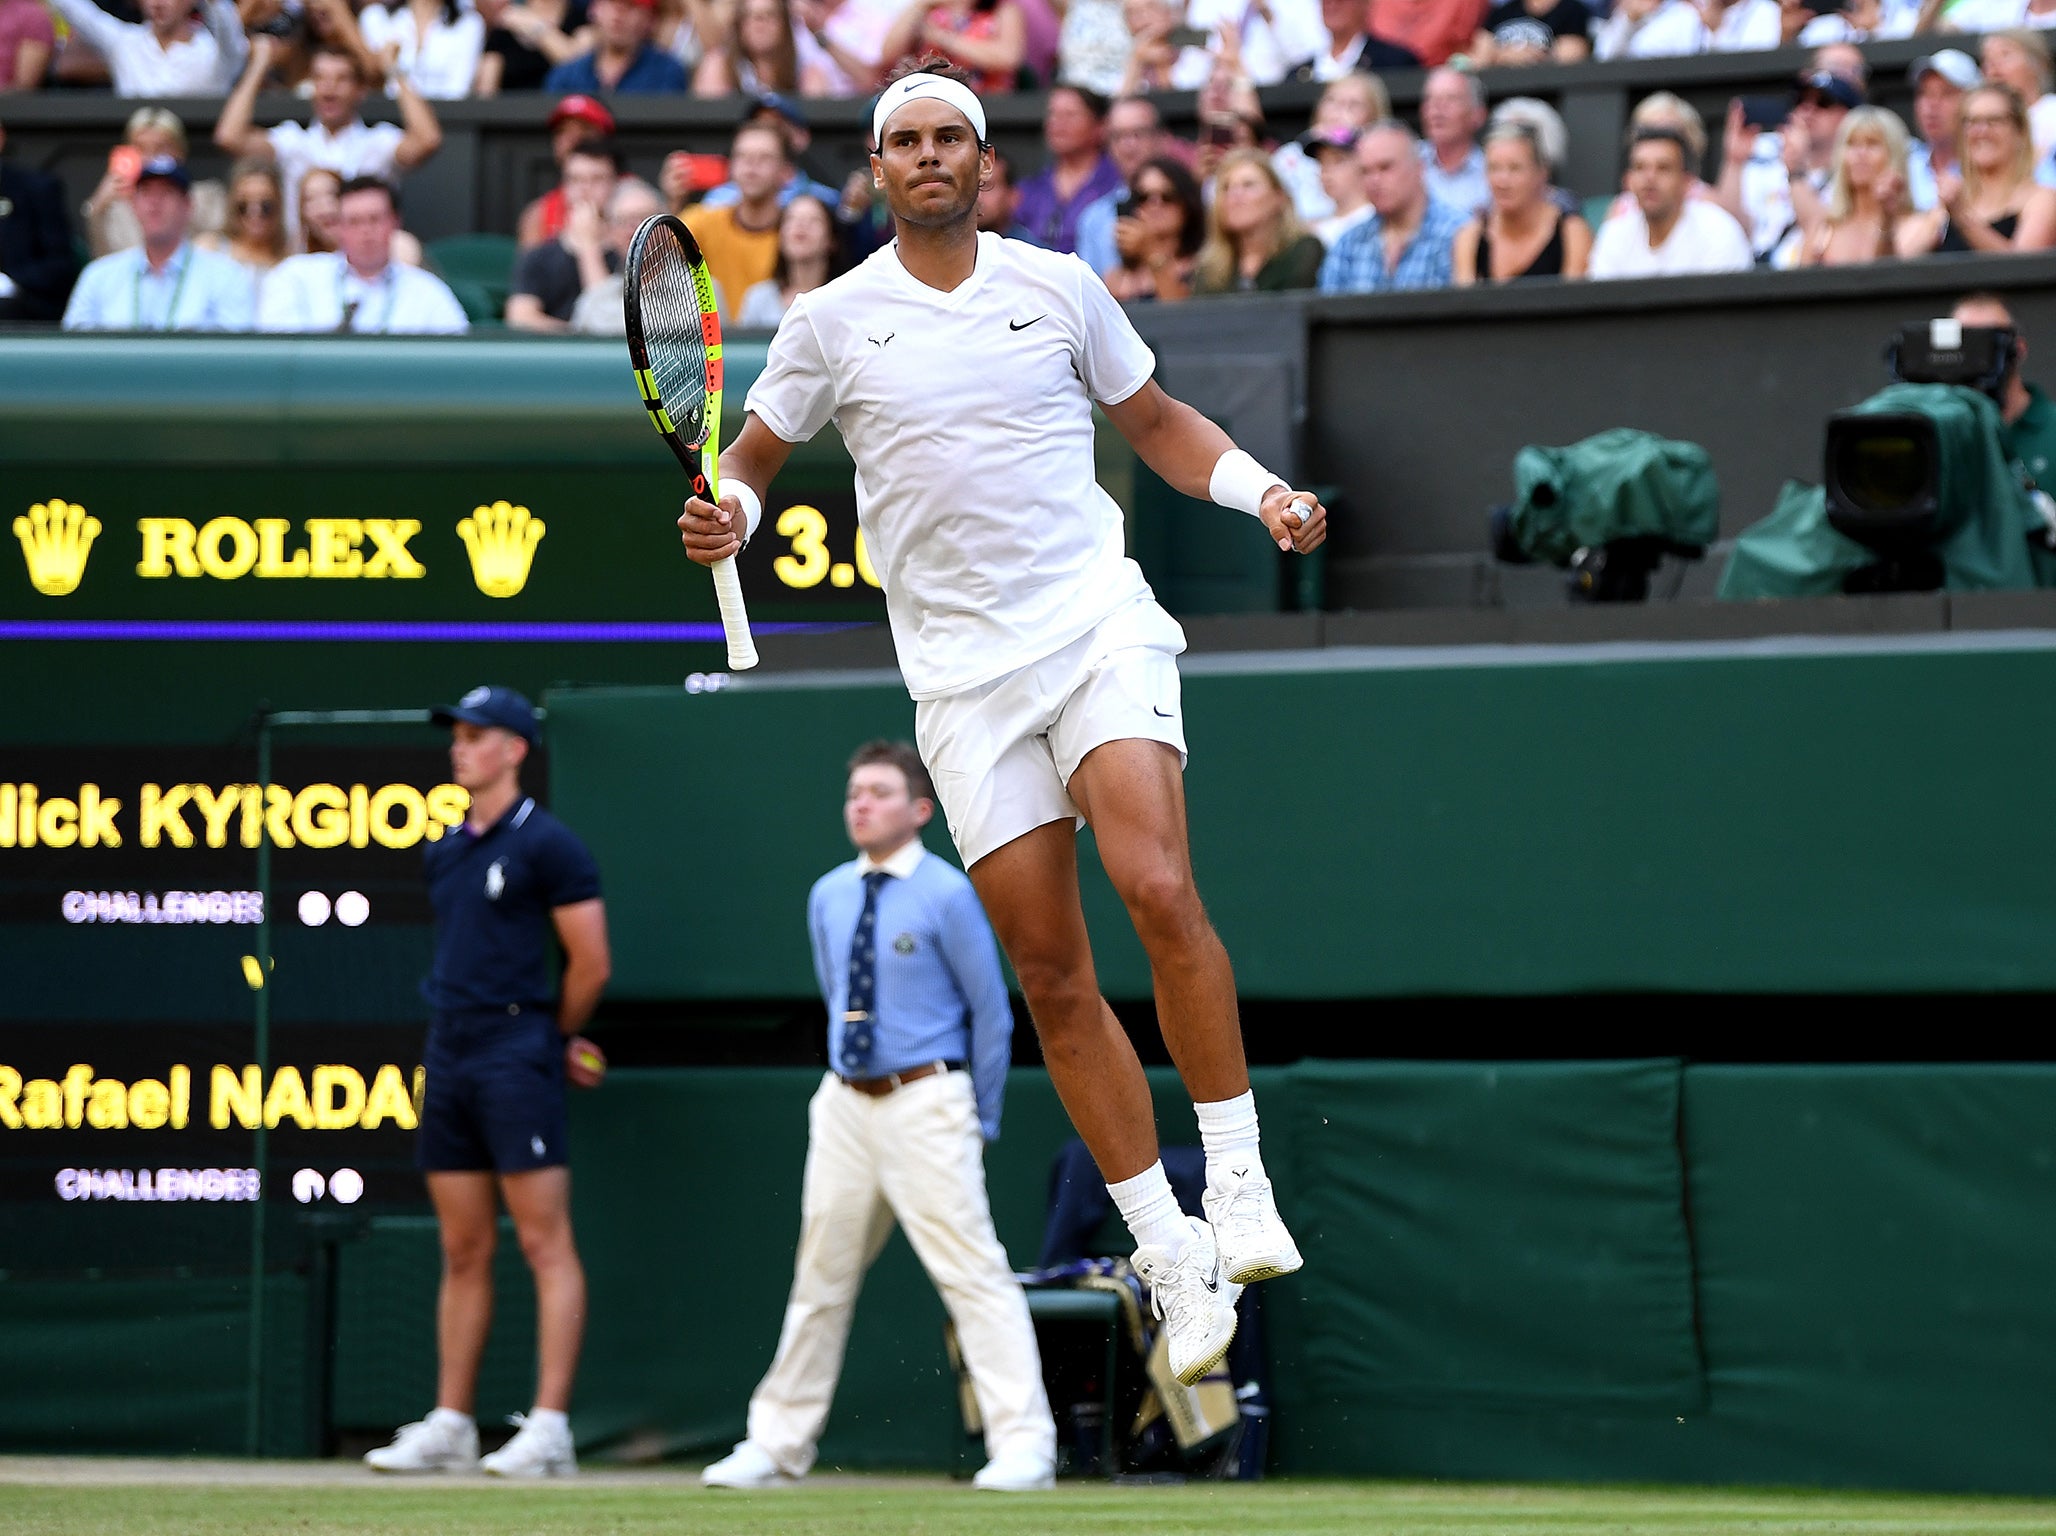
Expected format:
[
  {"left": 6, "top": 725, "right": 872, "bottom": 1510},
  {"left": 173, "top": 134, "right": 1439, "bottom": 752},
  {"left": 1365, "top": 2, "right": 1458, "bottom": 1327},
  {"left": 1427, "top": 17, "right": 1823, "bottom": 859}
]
[{"left": 840, "top": 870, "right": 889, "bottom": 1075}]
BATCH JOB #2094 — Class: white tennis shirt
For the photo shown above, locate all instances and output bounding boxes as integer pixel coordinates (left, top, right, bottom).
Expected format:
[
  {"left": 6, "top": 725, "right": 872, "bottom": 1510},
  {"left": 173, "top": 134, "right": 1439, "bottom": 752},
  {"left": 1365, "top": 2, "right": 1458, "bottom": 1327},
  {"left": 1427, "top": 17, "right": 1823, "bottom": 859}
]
[{"left": 747, "top": 232, "right": 1158, "bottom": 700}]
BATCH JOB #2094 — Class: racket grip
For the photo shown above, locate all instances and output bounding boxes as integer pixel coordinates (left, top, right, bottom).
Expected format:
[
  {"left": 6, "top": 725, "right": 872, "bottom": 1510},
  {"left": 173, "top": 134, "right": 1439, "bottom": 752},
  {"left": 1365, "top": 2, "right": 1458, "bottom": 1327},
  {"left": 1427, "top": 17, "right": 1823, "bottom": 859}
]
[{"left": 710, "top": 554, "right": 758, "bottom": 670}]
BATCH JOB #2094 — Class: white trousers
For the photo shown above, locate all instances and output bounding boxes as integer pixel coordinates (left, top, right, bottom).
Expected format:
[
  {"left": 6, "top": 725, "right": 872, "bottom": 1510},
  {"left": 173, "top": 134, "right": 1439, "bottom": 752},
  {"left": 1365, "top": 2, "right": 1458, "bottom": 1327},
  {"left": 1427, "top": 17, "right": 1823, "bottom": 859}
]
[{"left": 745, "top": 1069, "right": 1056, "bottom": 1474}]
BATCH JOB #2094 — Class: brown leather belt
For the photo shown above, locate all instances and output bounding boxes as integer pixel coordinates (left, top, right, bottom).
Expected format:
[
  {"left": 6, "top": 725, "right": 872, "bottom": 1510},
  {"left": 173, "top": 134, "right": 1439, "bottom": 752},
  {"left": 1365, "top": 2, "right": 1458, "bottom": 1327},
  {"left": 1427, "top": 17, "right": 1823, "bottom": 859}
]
[{"left": 838, "top": 1059, "right": 964, "bottom": 1097}]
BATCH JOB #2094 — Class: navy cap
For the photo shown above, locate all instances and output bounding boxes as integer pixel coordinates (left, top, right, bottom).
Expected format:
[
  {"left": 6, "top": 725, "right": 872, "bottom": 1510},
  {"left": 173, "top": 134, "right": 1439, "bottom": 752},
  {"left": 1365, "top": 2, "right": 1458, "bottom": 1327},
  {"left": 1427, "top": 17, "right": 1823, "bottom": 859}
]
[
  {"left": 1796, "top": 71, "right": 1865, "bottom": 110},
  {"left": 135, "top": 155, "right": 192, "bottom": 193},
  {"left": 749, "top": 90, "right": 808, "bottom": 129},
  {"left": 432, "top": 685, "right": 539, "bottom": 744}
]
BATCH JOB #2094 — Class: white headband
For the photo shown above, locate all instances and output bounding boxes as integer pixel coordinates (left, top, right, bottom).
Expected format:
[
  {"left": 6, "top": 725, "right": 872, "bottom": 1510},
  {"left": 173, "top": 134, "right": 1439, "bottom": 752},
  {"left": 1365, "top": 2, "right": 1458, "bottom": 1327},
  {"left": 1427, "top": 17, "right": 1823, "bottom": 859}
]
[{"left": 872, "top": 74, "right": 987, "bottom": 148}]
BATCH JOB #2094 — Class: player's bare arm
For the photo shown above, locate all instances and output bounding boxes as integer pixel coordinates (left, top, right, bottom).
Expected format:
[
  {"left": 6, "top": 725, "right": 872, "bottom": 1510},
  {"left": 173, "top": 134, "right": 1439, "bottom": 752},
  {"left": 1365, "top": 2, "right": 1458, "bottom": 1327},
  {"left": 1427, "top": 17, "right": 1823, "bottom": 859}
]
[
  {"left": 679, "top": 414, "right": 798, "bottom": 564},
  {"left": 552, "top": 897, "right": 611, "bottom": 1087},
  {"left": 1101, "top": 380, "right": 1327, "bottom": 555}
]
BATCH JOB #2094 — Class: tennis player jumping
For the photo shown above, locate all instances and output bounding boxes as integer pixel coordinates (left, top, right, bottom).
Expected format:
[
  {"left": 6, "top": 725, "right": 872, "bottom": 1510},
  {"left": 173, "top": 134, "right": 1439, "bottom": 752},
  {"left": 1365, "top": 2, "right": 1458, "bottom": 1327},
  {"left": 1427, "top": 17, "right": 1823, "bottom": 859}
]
[{"left": 679, "top": 60, "right": 1326, "bottom": 1384}]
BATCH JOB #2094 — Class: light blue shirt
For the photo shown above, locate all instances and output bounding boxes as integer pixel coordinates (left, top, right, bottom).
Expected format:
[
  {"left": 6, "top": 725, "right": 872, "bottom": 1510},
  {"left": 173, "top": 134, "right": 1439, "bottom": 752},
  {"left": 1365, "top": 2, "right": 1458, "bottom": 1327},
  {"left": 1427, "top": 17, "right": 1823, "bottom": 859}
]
[
  {"left": 63, "top": 241, "right": 254, "bottom": 332},
  {"left": 1420, "top": 143, "right": 1489, "bottom": 221},
  {"left": 808, "top": 841, "right": 1013, "bottom": 1140},
  {"left": 1074, "top": 189, "right": 1120, "bottom": 280}
]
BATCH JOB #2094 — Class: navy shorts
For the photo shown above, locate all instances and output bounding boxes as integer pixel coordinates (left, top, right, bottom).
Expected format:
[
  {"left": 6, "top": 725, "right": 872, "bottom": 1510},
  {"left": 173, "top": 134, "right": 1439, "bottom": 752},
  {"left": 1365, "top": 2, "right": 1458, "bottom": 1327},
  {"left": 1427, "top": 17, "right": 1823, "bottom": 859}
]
[{"left": 417, "top": 1008, "right": 569, "bottom": 1174}]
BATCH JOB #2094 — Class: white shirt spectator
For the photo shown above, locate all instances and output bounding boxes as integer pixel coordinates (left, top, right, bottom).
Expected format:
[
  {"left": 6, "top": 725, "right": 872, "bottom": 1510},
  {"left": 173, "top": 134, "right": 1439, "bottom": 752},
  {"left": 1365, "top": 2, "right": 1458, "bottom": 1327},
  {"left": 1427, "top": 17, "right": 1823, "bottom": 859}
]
[
  {"left": 1592, "top": 0, "right": 1704, "bottom": 58},
  {"left": 359, "top": 2, "right": 487, "bottom": 99},
  {"left": 812, "top": 0, "right": 906, "bottom": 93},
  {"left": 1738, "top": 133, "right": 1830, "bottom": 262},
  {"left": 1172, "top": 0, "right": 1328, "bottom": 87},
  {"left": 1942, "top": 0, "right": 2028, "bottom": 26},
  {"left": 62, "top": 242, "right": 254, "bottom": 331},
  {"left": 1589, "top": 199, "right": 1752, "bottom": 278},
  {"left": 45, "top": 0, "right": 247, "bottom": 95},
  {"left": 1314, "top": 202, "right": 1373, "bottom": 246},
  {"left": 1707, "top": 0, "right": 1778, "bottom": 49},
  {"left": 257, "top": 252, "right": 469, "bottom": 333},
  {"left": 269, "top": 119, "right": 408, "bottom": 238},
  {"left": 1056, "top": 0, "right": 1131, "bottom": 94}
]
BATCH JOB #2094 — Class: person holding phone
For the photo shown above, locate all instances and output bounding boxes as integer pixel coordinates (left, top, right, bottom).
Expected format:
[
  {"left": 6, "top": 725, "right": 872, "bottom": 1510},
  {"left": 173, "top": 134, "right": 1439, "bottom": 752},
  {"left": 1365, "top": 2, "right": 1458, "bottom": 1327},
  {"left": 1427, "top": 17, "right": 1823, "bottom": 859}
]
[
  {"left": 84, "top": 108, "right": 228, "bottom": 259},
  {"left": 1103, "top": 154, "right": 1203, "bottom": 299}
]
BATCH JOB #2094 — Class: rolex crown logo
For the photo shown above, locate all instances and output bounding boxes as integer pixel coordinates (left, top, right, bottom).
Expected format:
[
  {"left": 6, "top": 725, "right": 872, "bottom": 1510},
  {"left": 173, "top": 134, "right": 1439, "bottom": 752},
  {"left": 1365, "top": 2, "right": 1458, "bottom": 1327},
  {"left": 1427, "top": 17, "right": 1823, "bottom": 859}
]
[
  {"left": 13, "top": 499, "right": 101, "bottom": 597},
  {"left": 457, "top": 501, "right": 545, "bottom": 598}
]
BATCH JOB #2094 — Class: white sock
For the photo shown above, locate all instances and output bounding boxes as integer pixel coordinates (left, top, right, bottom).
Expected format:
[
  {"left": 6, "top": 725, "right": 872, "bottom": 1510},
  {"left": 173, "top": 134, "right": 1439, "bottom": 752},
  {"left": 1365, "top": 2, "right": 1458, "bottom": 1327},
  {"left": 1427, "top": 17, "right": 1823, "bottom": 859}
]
[
  {"left": 1195, "top": 1090, "right": 1265, "bottom": 1192},
  {"left": 1107, "top": 1161, "right": 1190, "bottom": 1255},
  {"left": 428, "top": 1407, "right": 475, "bottom": 1430},
  {"left": 524, "top": 1407, "right": 569, "bottom": 1434}
]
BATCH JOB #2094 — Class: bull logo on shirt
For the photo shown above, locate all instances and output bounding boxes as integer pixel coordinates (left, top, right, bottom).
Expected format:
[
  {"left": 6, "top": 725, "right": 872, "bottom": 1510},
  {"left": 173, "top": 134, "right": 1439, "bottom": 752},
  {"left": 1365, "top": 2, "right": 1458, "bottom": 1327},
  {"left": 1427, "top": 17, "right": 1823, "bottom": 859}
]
[
  {"left": 485, "top": 859, "right": 506, "bottom": 900},
  {"left": 893, "top": 932, "right": 917, "bottom": 955}
]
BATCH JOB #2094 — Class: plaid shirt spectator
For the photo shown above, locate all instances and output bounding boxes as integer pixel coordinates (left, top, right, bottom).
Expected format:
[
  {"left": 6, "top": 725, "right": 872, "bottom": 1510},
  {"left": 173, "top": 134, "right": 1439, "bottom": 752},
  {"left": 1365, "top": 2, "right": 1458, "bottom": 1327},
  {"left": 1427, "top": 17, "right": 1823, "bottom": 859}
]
[{"left": 1318, "top": 196, "right": 1467, "bottom": 292}]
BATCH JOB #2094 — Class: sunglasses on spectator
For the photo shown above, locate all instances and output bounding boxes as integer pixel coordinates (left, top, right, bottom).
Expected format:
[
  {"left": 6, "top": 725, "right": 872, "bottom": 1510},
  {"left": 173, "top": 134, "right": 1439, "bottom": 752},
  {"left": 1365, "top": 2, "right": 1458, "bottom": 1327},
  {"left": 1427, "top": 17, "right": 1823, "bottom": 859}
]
[
  {"left": 237, "top": 199, "right": 279, "bottom": 215},
  {"left": 1133, "top": 187, "right": 1176, "bottom": 204}
]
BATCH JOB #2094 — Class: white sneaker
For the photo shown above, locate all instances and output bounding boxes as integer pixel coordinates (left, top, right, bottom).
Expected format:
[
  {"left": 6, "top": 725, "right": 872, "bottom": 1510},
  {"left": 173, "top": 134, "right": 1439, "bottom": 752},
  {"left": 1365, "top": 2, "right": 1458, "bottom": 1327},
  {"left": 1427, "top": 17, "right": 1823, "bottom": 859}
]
[
  {"left": 479, "top": 1412, "right": 576, "bottom": 1478},
  {"left": 701, "top": 1441, "right": 800, "bottom": 1489},
  {"left": 1132, "top": 1216, "right": 1241, "bottom": 1387},
  {"left": 1204, "top": 1170, "right": 1304, "bottom": 1285},
  {"left": 972, "top": 1447, "right": 1055, "bottom": 1491},
  {"left": 363, "top": 1411, "right": 478, "bottom": 1474}
]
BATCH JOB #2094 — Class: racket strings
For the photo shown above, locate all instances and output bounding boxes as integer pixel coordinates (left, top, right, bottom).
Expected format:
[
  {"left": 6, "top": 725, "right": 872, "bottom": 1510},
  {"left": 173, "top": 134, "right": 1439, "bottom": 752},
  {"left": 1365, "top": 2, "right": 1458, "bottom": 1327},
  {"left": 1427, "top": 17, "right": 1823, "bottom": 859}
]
[{"left": 636, "top": 229, "right": 711, "bottom": 445}]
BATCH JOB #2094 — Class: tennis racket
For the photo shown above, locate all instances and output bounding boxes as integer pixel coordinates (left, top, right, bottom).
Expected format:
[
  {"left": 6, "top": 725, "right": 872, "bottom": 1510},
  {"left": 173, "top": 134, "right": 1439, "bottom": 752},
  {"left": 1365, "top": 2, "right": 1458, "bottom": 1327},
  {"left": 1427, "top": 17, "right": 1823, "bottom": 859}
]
[{"left": 624, "top": 213, "right": 758, "bottom": 671}]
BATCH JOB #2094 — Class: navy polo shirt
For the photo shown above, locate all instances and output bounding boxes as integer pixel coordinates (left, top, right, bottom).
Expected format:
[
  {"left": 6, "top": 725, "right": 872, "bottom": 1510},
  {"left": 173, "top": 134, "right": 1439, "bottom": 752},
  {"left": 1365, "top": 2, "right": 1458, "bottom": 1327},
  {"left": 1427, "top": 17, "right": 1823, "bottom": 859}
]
[
  {"left": 543, "top": 43, "right": 688, "bottom": 94},
  {"left": 423, "top": 796, "right": 602, "bottom": 1017}
]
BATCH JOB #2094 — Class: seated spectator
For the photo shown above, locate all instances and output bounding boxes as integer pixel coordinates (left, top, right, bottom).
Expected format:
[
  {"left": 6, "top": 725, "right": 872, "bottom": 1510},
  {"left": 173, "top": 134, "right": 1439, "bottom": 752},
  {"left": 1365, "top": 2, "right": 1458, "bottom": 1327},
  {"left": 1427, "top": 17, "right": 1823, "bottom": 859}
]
[
  {"left": 1302, "top": 126, "right": 1372, "bottom": 245},
  {"left": 1590, "top": 126, "right": 1752, "bottom": 278},
  {"left": 217, "top": 38, "right": 443, "bottom": 244},
  {"left": 1490, "top": 95, "right": 1571, "bottom": 199},
  {"left": 1368, "top": 0, "right": 1485, "bottom": 68},
  {"left": 698, "top": 95, "right": 844, "bottom": 210},
  {"left": 258, "top": 177, "right": 466, "bottom": 333},
  {"left": 545, "top": 0, "right": 689, "bottom": 91},
  {"left": 698, "top": 0, "right": 838, "bottom": 94},
  {"left": 1799, "top": 0, "right": 1913, "bottom": 44},
  {"left": 1616, "top": 92, "right": 1710, "bottom": 216},
  {"left": 1704, "top": 0, "right": 1779, "bottom": 50},
  {"left": 1469, "top": 0, "right": 1590, "bottom": 66},
  {"left": 1103, "top": 154, "right": 1204, "bottom": 299},
  {"left": 878, "top": 0, "right": 1024, "bottom": 93},
  {"left": 737, "top": 192, "right": 845, "bottom": 325},
  {"left": 64, "top": 159, "right": 252, "bottom": 332},
  {"left": 661, "top": 147, "right": 733, "bottom": 209},
  {"left": 570, "top": 176, "right": 665, "bottom": 334},
  {"left": 508, "top": 138, "right": 619, "bottom": 331},
  {"left": 199, "top": 159, "right": 290, "bottom": 305},
  {"left": 517, "top": 95, "right": 614, "bottom": 249},
  {"left": 0, "top": 117, "right": 75, "bottom": 321},
  {"left": 1274, "top": 71, "right": 1388, "bottom": 220},
  {"left": 1953, "top": 292, "right": 2056, "bottom": 479},
  {"left": 1717, "top": 68, "right": 1859, "bottom": 264},
  {"left": 1980, "top": 32, "right": 2056, "bottom": 166},
  {"left": 1017, "top": 84, "right": 1124, "bottom": 254},
  {"left": 1592, "top": 0, "right": 1704, "bottom": 59},
  {"left": 360, "top": 0, "right": 486, "bottom": 99},
  {"left": 685, "top": 121, "right": 787, "bottom": 324},
  {"left": 1318, "top": 121, "right": 1465, "bottom": 293},
  {"left": 1908, "top": 51, "right": 1977, "bottom": 212},
  {"left": 979, "top": 147, "right": 1038, "bottom": 240},
  {"left": 0, "top": 0, "right": 53, "bottom": 90},
  {"left": 1055, "top": 0, "right": 1130, "bottom": 95},
  {"left": 1196, "top": 149, "right": 1322, "bottom": 293},
  {"left": 794, "top": 0, "right": 906, "bottom": 93},
  {"left": 1182, "top": 0, "right": 1329, "bottom": 88},
  {"left": 1898, "top": 83, "right": 2056, "bottom": 255},
  {"left": 85, "top": 108, "right": 228, "bottom": 259},
  {"left": 476, "top": 0, "right": 595, "bottom": 93},
  {"left": 1453, "top": 120, "right": 1589, "bottom": 283},
  {"left": 46, "top": 0, "right": 246, "bottom": 96},
  {"left": 1288, "top": 0, "right": 1419, "bottom": 79},
  {"left": 1419, "top": 65, "right": 1488, "bottom": 219},
  {"left": 1794, "top": 106, "right": 1908, "bottom": 265},
  {"left": 1075, "top": 95, "right": 1170, "bottom": 273},
  {"left": 1116, "top": 0, "right": 1181, "bottom": 92}
]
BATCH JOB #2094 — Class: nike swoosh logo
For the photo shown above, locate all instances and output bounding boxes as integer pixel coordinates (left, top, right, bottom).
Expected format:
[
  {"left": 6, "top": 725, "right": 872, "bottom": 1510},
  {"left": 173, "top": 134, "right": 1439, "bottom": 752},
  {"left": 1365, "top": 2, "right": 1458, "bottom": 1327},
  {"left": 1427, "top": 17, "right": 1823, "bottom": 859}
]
[
  {"left": 869, "top": 333, "right": 894, "bottom": 347},
  {"left": 1200, "top": 1260, "right": 1220, "bottom": 1294},
  {"left": 1008, "top": 316, "right": 1046, "bottom": 331},
  {"left": 1153, "top": 706, "right": 1174, "bottom": 718}
]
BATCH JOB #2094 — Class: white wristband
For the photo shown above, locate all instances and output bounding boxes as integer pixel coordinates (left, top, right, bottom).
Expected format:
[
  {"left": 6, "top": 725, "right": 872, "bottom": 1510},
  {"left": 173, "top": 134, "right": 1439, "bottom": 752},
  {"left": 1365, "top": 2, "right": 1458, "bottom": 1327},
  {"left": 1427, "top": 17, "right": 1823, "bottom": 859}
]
[
  {"left": 725, "top": 479, "right": 763, "bottom": 545},
  {"left": 1209, "top": 448, "right": 1287, "bottom": 519}
]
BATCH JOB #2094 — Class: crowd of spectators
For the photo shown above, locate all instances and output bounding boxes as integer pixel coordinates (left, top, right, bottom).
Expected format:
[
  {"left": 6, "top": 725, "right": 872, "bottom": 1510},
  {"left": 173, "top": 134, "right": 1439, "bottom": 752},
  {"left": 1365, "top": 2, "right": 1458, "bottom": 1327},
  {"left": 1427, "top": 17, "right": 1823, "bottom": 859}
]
[{"left": 7, "top": 0, "right": 2056, "bottom": 327}]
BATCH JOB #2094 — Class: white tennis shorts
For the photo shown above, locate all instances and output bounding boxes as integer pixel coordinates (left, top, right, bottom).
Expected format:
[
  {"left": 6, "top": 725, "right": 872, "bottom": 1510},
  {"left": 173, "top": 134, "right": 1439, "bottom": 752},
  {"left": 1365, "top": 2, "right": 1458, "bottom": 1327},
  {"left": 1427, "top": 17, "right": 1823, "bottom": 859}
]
[{"left": 915, "top": 598, "right": 1188, "bottom": 868}]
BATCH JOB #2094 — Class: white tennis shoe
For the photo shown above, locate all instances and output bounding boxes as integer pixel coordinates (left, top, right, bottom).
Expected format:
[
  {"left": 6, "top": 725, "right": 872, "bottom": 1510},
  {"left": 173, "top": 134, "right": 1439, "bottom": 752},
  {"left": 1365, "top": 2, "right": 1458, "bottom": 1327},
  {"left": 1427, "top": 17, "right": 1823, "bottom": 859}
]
[
  {"left": 363, "top": 1410, "right": 478, "bottom": 1474},
  {"left": 972, "top": 1447, "right": 1056, "bottom": 1491},
  {"left": 1132, "top": 1216, "right": 1241, "bottom": 1386},
  {"left": 1204, "top": 1169, "right": 1304, "bottom": 1285},
  {"left": 702, "top": 1441, "right": 801, "bottom": 1489},
  {"left": 480, "top": 1412, "right": 577, "bottom": 1477}
]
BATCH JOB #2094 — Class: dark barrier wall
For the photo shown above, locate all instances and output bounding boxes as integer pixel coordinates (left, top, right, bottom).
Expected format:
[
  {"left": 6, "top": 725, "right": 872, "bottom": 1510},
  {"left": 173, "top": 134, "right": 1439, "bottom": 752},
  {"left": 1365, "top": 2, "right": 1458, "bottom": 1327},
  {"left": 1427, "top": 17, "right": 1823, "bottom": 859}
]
[
  {"left": 0, "top": 41, "right": 1938, "bottom": 244},
  {"left": 8, "top": 1061, "right": 2054, "bottom": 1495},
  {"left": 546, "top": 634, "right": 2056, "bottom": 1002}
]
